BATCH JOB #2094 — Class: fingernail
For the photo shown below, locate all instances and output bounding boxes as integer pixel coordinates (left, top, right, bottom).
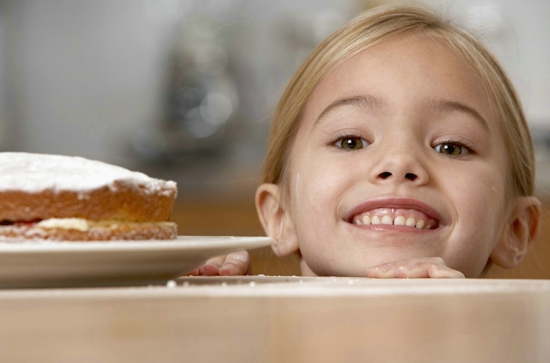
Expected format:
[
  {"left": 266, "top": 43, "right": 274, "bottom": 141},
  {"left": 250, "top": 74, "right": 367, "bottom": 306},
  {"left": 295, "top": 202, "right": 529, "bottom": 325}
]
[
  {"left": 218, "top": 269, "right": 229, "bottom": 276},
  {"left": 199, "top": 264, "right": 217, "bottom": 276},
  {"left": 219, "top": 262, "right": 239, "bottom": 276},
  {"left": 219, "top": 267, "right": 234, "bottom": 276},
  {"left": 378, "top": 263, "right": 393, "bottom": 272},
  {"left": 405, "top": 264, "right": 417, "bottom": 271}
]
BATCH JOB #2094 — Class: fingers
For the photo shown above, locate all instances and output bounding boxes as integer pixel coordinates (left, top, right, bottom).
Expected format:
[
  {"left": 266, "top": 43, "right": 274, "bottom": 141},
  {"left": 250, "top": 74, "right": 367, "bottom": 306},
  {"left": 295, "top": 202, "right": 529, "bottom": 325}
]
[
  {"left": 198, "top": 255, "right": 227, "bottom": 276},
  {"left": 185, "top": 267, "right": 200, "bottom": 276},
  {"left": 427, "top": 264, "right": 465, "bottom": 278},
  {"left": 188, "top": 253, "right": 464, "bottom": 278},
  {"left": 365, "top": 257, "right": 465, "bottom": 278},
  {"left": 186, "top": 251, "right": 252, "bottom": 276},
  {"left": 218, "top": 251, "right": 252, "bottom": 276}
]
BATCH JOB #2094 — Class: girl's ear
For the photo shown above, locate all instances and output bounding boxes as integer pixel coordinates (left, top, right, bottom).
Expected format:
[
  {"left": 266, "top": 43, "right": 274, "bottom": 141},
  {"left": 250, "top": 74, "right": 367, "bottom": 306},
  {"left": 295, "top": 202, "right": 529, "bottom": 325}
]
[
  {"left": 255, "top": 183, "right": 299, "bottom": 257},
  {"left": 490, "top": 196, "right": 541, "bottom": 269}
]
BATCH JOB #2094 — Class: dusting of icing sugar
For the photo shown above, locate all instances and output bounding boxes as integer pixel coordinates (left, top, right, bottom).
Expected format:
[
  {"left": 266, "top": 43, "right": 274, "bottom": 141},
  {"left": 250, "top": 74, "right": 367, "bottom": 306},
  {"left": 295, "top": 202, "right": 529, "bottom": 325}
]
[{"left": 0, "top": 152, "right": 176, "bottom": 194}]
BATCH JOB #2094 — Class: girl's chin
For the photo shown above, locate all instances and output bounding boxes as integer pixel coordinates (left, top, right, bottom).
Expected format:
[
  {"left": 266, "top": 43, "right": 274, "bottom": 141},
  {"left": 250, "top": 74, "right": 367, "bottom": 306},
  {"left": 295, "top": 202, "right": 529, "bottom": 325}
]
[{"left": 300, "top": 255, "right": 409, "bottom": 276}]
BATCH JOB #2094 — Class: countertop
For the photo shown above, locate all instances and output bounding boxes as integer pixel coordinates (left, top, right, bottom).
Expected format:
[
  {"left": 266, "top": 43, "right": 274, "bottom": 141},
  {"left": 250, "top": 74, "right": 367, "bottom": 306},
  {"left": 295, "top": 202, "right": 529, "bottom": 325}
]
[{"left": 1, "top": 276, "right": 549, "bottom": 362}]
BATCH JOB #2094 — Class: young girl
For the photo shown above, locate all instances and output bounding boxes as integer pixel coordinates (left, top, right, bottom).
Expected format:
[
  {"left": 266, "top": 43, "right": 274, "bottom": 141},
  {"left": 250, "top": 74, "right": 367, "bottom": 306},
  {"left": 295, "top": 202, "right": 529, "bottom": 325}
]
[{"left": 193, "top": 4, "right": 541, "bottom": 278}]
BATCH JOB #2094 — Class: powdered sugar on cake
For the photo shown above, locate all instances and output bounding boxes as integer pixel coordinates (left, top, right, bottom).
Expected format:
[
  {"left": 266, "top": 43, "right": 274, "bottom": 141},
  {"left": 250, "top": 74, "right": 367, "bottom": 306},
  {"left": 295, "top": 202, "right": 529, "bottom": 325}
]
[{"left": 0, "top": 152, "right": 176, "bottom": 195}]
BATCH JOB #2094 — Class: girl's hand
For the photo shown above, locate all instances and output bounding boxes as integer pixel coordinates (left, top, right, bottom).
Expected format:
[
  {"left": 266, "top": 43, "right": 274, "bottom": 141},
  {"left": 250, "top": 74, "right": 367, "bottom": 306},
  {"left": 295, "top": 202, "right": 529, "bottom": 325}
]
[
  {"left": 186, "top": 251, "right": 252, "bottom": 276},
  {"left": 365, "top": 257, "right": 465, "bottom": 278}
]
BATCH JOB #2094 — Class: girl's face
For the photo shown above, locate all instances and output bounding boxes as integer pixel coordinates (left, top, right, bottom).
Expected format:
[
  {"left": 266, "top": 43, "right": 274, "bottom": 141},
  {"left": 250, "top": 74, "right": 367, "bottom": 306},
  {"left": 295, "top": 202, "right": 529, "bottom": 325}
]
[{"left": 286, "top": 34, "right": 512, "bottom": 277}]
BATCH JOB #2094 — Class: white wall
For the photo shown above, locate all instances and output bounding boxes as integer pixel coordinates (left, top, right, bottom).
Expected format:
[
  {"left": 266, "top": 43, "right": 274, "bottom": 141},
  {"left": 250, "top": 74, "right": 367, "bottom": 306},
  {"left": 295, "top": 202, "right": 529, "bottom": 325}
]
[
  {"left": 8, "top": 1, "right": 180, "bottom": 162},
  {"left": 1, "top": 0, "right": 548, "bottom": 166},
  {"left": 418, "top": 0, "right": 550, "bottom": 126},
  {"left": 2, "top": 0, "right": 359, "bottom": 165}
]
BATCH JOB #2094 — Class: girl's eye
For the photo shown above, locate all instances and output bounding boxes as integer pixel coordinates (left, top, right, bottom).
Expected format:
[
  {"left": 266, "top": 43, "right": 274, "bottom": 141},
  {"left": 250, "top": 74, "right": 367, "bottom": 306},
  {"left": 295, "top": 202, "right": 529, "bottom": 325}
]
[
  {"left": 434, "top": 142, "right": 467, "bottom": 156},
  {"left": 335, "top": 136, "right": 369, "bottom": 150}
]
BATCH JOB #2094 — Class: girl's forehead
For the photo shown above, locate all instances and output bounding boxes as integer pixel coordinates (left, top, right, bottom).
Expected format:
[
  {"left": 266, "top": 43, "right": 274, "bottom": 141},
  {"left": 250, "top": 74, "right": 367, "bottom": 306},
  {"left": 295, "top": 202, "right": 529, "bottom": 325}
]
[{"left": 304, "top": 33, "right": 492, "bottom": 125}]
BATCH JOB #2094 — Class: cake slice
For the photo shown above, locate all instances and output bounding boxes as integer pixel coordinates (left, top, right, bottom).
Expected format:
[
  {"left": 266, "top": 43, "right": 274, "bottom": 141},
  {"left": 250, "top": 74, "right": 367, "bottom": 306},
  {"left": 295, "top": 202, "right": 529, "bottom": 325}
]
[{"left": 0, "top": 152, "right": 177, "bottom": 241}]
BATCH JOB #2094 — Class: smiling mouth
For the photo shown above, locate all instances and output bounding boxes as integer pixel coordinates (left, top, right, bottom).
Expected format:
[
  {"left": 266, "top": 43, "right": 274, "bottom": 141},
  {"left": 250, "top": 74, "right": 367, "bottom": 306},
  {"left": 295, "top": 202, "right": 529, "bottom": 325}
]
[{"left": 350, "top": 208, "right": 439, "bottom": 230}]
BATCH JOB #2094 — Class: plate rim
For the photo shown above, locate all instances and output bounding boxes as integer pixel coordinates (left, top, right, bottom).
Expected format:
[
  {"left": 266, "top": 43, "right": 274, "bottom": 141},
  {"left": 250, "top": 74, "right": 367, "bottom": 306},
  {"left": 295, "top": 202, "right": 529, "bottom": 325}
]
[
  {"left": 0, "top": 236, "right": 273, "bottom": 253},
  {"left": 0, "top": 236, "right": 274, "bottom": 288}
]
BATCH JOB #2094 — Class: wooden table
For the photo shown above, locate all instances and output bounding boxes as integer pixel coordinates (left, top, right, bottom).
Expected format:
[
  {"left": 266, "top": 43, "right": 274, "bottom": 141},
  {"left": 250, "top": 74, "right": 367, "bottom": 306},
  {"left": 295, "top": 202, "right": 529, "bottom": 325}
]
[{"left": 1, "top": 277, "right": 548, "bottom": 362}]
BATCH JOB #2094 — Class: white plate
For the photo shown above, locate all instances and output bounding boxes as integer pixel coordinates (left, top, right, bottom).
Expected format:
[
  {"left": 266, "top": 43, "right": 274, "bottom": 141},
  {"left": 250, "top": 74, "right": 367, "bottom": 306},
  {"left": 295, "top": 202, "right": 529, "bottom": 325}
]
[{"left": 0, "top": 236, "right": 272, "bottom": 289}]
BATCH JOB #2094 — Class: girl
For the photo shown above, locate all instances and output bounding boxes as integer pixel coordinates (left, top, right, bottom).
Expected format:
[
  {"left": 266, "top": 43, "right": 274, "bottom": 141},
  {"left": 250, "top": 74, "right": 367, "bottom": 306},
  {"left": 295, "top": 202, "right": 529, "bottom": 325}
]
[{"left": 194, "top": 4, "right": 540, "bottom": 278}]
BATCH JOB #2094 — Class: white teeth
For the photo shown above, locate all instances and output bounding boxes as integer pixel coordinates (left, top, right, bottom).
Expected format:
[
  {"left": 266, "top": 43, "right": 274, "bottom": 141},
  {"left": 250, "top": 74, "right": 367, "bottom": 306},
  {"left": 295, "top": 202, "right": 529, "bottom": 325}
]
[
  {"left": 354, "top": 214, "right": 434, "bottom": 230},
  {"left": 394, "top": 216, "right": 406, "bottom": 226},
  {"left": 381, "top": 215, "right": 393, "bottom": 225}
]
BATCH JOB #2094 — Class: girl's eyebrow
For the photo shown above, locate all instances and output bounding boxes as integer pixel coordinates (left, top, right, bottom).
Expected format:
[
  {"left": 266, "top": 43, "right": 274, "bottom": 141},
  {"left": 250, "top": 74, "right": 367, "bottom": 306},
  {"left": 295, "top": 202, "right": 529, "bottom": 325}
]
[
  {"left": 314, "top": 95, "right": 490, "bottom": 133},
  {"left": 423, "top": 98, "right": 490, "bottom": 133},
  {"left": 314, "top": 94, "right": 388, "bottom": 126}
]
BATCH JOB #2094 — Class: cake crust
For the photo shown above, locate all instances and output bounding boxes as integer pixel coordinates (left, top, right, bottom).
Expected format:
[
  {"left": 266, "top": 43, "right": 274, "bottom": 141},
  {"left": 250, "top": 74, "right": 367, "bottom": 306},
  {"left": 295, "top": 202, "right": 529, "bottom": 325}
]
[
  {"left": 0, "top": 152, "right": 178, "bottom": 241},
  {"left": 0, "top": 181, "right": 175, "bottom": 222},
  {"left": 0, "top": 221, "right": 177, "bottom": 241}
]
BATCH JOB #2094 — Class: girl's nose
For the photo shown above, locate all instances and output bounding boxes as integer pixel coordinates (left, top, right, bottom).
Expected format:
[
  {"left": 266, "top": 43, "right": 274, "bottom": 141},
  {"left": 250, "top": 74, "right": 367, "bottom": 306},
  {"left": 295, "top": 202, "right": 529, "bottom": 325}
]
[
  {"left": 378, "top": 171, "right": 420, "bottom": 181},
  {"left": 369, "top": 148, "right": 429, "bottom": 186}
]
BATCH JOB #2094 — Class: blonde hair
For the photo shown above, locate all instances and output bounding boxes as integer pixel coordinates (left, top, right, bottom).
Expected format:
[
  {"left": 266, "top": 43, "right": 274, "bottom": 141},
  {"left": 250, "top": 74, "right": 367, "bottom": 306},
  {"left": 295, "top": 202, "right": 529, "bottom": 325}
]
[{"left": 262, "top": 4, "right": 535, "bottom": 197}]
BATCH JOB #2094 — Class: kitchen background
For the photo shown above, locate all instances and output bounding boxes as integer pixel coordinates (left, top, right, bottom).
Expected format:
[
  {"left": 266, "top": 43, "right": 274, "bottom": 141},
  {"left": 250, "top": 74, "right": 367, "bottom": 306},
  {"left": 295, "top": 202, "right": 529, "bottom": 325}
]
[{"left": 0, "top": 0, "right": 549, "bottom": 278}]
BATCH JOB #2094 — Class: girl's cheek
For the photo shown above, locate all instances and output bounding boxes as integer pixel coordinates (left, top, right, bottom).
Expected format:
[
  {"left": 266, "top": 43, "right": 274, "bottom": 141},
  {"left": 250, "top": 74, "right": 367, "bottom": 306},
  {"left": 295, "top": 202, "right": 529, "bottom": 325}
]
[
  {"left": 294, "top": 173, "right": 301, "bottom": 205},
  {"left": 297, "top": 164, "right": 344, "bottom": 211}
]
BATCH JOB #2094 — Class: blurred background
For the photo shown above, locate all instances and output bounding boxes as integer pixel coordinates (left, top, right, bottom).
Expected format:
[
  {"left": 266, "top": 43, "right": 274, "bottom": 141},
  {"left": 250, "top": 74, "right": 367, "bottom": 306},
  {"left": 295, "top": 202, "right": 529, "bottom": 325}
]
[{"left": 0, "top": 0, "right": 549, "bottom": 278}]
